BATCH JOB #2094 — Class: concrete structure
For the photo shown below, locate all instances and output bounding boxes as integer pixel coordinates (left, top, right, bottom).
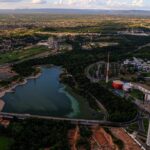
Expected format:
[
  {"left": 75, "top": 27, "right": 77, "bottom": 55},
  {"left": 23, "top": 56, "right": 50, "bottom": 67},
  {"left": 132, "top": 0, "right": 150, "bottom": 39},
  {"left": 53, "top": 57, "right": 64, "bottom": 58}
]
[
  {"left": 134, "top": 100, "right": 150, "bottom": 147},
  {"left": 128, "top": 83, "right": 150, "bottom": 146},
  {"left": 0, "top": 112, "right": 138, "bottom": 127},
  {"left": 48, "top": 37, "right": 59, "bottom": 50},
  {"left": 123, "top": 83, "right": 132, "bottom": 92},
  {"left": 106, "top": 52, "right": 110, "bottom": 83},
  {"left": 146, "top": 118, "right": 150, "bottom": 146},
  {"left": 130, "top": 83, "right": 150, "bottom": 103},
  {"left": 145, "top": 93, "right": 150, "bottom": 102}
]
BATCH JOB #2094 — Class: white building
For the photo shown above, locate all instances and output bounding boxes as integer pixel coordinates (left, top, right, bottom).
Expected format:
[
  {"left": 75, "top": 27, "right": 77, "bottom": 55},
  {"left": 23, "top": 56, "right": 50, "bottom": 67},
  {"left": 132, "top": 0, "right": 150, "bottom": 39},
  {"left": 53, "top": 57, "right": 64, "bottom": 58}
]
[{"left": 123, "top": 57, "right": 150, "bottom": 72}]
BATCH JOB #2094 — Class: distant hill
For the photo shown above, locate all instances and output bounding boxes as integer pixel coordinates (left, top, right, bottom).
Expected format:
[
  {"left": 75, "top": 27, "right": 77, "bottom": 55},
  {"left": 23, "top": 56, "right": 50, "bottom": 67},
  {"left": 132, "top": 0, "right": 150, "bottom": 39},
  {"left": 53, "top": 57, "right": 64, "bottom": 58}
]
[{"left": 0, "top": 9, "right": 150, "bottom": 16}]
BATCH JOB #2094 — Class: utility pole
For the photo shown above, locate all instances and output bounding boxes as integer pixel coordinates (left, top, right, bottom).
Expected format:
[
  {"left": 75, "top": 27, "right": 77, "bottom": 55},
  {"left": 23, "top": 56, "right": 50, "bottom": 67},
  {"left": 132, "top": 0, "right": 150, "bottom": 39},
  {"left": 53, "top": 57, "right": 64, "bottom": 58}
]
[{"left": 106, "top": 52, "right": 110, "bottom": 83}]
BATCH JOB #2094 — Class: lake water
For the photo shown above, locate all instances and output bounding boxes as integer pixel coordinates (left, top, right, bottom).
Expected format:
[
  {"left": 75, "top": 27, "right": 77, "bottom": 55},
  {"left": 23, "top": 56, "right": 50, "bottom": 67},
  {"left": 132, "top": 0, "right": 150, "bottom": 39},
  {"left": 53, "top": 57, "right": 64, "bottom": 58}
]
[
  {"left": 2, "top": 66, "right": 80, "bottom": 117},
  {"left": 2, "top": 66, "right": 102, "bottom": 119}
]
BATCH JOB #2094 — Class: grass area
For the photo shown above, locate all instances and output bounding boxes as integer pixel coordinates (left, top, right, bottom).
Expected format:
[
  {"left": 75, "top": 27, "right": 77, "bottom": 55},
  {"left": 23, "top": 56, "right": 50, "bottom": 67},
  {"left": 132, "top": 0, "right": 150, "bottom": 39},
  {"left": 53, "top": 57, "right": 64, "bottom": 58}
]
[
  {"left": 134, "top": 46, "right": 150, "bottom": 59},
  {"left": 127, "top": 118, "right": 149, "bottom": 136},
  {"left": 130, "top": 89, "right": 144, "bottom": 100},
  {"left": 0, "top": 136, "right": 13, "bottom": 150},
  {"left": 142, "top": 72, "right": 150, "bottom": 77},
  {"left": 144, "top": 119, "right": 149, "bottom": 133},
  {"left": 128, "top": 122, "right": 139, "bottom": 133},
  {"left": 0, "top": 46, "right": 49, "bottom": 65},
  {"left": 64, "top": 85, "right": 103, "bottom": 120}
]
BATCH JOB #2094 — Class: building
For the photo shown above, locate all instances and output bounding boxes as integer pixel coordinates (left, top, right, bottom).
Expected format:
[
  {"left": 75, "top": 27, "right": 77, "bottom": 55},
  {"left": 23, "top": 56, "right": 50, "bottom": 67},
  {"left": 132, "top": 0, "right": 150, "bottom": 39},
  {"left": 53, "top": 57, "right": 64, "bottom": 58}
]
[
  {"left": 123, "top": 57, "right": 150, "bottom": 72},
  {"left": 112, "top": 80, "right": 124, "bottom": 89},
  {"left": 123, "top": 83, "right": 132, "bottom": 92}
]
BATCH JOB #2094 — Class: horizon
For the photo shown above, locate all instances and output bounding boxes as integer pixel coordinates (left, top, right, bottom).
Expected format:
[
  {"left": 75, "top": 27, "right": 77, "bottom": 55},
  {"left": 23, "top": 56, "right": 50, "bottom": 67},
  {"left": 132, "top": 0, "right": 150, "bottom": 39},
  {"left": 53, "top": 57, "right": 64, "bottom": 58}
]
[
  {"left": 0, "top": 0, "right": 149, "bottom": 10},
  {"left": 0, "top": 8, "right": 150, "bottom": 11}
]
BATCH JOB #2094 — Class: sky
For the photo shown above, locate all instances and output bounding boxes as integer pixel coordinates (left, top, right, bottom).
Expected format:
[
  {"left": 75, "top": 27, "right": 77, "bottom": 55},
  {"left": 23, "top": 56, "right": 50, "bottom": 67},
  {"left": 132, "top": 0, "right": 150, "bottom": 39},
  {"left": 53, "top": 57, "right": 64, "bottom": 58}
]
[{"left": 0, "top": 0, "right": 149, "bottom": 10}]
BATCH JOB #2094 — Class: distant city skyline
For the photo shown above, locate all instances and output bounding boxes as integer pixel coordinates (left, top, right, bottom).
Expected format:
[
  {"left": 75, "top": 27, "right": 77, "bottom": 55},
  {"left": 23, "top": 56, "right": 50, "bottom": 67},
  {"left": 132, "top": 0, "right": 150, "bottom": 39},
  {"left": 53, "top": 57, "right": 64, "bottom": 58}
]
[{"left": 0, "top": 0, "right": 149, "bottom": 10}]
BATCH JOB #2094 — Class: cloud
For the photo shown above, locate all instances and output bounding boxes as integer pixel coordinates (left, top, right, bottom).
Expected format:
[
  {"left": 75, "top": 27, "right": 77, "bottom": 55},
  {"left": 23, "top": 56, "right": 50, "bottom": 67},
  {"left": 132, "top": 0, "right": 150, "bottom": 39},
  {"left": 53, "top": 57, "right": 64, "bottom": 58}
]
[
  {"left": 0, "top": 0, "right": 22, "bottom": 2},
  {"left": 31, "top": 0, "right": 46, "bottom": 4},
  {"left": 55, "top": 0, "right": 104, "bottom": 5},
  {"left": 132, "top": 0, "right": 143, "bottom": 7},
  {"left": 0, "top": 0, "right": 148, "bottom": 10},
  {"left": 53, "top": 0, "right": 107, "bottom": 8},
  {"left": 52, "top": 0, "right": 134, "bottom": 9}
]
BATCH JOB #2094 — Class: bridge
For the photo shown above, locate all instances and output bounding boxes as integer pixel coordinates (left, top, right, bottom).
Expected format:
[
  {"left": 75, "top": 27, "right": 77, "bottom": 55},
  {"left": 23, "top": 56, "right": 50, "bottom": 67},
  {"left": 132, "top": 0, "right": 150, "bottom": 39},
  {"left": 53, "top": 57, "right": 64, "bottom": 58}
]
[
  {"left": 0, "top": 112, "right": 138, "bottom": 127},
  {"left": 134, "top": 99, "right": 150, "bottom": 147},
  {"left": 129, "top": 83, "right": 150, "bottom": 147}
]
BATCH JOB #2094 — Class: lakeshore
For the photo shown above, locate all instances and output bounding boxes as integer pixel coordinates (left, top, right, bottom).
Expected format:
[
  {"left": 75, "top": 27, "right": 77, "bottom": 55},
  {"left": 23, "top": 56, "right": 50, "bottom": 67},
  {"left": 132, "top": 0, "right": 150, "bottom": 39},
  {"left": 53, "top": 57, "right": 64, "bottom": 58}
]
[
  {"left": 1, "top": 66, "right": 97, "bottom": 119},
  {"left": 0, "top": 66, "right": 103, "bottom": 119},
  {"left": 0, "top": 71, "right": 42, "bottom": 112}
]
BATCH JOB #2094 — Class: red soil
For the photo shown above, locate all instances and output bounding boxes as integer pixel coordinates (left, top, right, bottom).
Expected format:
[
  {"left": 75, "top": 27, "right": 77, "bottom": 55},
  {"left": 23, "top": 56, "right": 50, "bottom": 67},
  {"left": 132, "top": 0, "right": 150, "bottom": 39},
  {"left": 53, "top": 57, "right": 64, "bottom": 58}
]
[
  {"left": 68, "top": 126, "right": 79, "bottom": 150},
  {"left": 111, "top": 128, "right": 142, "bottom": 150},
  {"left": 91, "top": 126, "right": 118, "bottom": 150}
]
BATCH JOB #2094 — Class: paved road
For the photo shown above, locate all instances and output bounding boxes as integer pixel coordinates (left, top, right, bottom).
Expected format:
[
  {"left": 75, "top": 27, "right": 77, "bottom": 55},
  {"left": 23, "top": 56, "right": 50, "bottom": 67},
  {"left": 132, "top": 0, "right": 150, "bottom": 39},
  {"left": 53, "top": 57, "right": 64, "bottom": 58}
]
[
  {"left": 85, "top": 61, "right": 105, "bottom": 83},
  {"left": 135, "top": 43, "right": 150, "bottom": 52},
  {"left": 88, "top": 93, "right": 109, "bottom": 120},
  {"left": 134, "top": 99, "right": 150, "bottom": 115},
  {"left": 0, "top": 112, "right": 138, "bottom": 127}
]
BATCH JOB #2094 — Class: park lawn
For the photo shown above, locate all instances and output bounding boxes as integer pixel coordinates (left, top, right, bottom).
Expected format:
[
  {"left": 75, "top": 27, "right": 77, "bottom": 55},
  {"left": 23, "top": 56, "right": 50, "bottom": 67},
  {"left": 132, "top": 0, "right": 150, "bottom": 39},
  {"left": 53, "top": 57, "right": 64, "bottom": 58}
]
[
  {"left": 0, "top": 46, "right": 49, "bottom": 65},
  {"left": 0, "top": 136, "right": 13, "bottom": 150}
]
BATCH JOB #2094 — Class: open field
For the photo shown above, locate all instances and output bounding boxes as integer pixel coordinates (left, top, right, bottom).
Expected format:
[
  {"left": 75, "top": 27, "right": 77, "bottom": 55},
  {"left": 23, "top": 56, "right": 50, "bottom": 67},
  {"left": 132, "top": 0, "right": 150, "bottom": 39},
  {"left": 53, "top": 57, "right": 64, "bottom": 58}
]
[{"left": 0, "top": 46, "right": 49, "bottom": 64}]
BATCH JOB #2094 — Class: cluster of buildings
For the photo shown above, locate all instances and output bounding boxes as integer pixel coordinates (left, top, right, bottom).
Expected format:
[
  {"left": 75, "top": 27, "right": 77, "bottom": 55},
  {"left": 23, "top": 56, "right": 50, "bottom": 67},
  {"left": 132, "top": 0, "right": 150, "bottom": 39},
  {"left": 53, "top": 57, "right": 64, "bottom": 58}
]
[
  {"left": 123, "top": 57, "right": 150, "bottom": 72},
  {"left": 112, "top": 80, "right": 150, "bottom": 102},
  {"left": 38, "top": 36, "right": 73, "bottom": 52},
  {"left": 118, "top": 28, "right": 150, "bottom": 36},
  {"left": 0, "top": 37, "right": 40, "bottom": 53},
  {"left": 0, "top": 39, "right": 12, "bottom": 53}
]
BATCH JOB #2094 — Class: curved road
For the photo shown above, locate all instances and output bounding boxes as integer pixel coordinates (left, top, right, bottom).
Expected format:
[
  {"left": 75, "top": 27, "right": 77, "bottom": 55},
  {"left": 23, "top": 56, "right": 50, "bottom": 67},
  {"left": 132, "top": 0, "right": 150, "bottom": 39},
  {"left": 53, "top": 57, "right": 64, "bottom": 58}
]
[{"left": 0, "top": 112, "right": 138, "bottom": 127}]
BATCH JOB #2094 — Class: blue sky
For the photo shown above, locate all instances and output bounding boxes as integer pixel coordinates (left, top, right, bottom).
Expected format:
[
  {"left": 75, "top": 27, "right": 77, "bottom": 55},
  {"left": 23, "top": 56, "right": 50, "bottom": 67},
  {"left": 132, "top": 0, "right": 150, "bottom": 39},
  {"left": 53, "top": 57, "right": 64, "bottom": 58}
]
[{"left": 0, "top": 0, "right": 149, "bottom": 10}]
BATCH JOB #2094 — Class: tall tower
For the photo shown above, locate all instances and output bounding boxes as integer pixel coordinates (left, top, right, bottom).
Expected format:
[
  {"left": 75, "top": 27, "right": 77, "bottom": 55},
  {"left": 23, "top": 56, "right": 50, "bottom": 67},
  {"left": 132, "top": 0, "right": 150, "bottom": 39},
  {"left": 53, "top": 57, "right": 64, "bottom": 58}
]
[{"left": 106, "top": 52, "right": 110, "bottom": 83}]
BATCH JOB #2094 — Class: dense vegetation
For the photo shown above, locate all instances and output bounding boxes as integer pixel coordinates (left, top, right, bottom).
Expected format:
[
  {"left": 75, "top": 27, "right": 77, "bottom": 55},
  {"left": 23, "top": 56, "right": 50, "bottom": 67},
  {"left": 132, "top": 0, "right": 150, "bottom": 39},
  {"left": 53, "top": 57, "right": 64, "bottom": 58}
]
[
  {"left": 0, "top": 119, "right": 74, "bottom": 150},
  {"left": 0, "top": 136, "right": 13, "bottom": 150},
  {"left": 76, "top": 126, "right": 92, "bottom": 150},
  {"left": 134, "top": 46, "right": 150, "bottom": 59}
]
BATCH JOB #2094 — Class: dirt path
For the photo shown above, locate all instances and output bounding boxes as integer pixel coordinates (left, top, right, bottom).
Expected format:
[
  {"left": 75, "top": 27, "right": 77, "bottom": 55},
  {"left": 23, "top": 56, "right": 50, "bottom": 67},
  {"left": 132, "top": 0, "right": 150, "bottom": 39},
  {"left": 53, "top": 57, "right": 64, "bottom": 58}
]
[
  {"left": 111, "top": 128, "right": 142, "bottom": 150},
  {"left": 68, "top": 125, "right": 79, "bottom": 150},
  {"left": 91, "top": 126, "right": 118, "bottom": 150},
  {"left": 0, "top": 100, "right": 5, "bottom": 111}
]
